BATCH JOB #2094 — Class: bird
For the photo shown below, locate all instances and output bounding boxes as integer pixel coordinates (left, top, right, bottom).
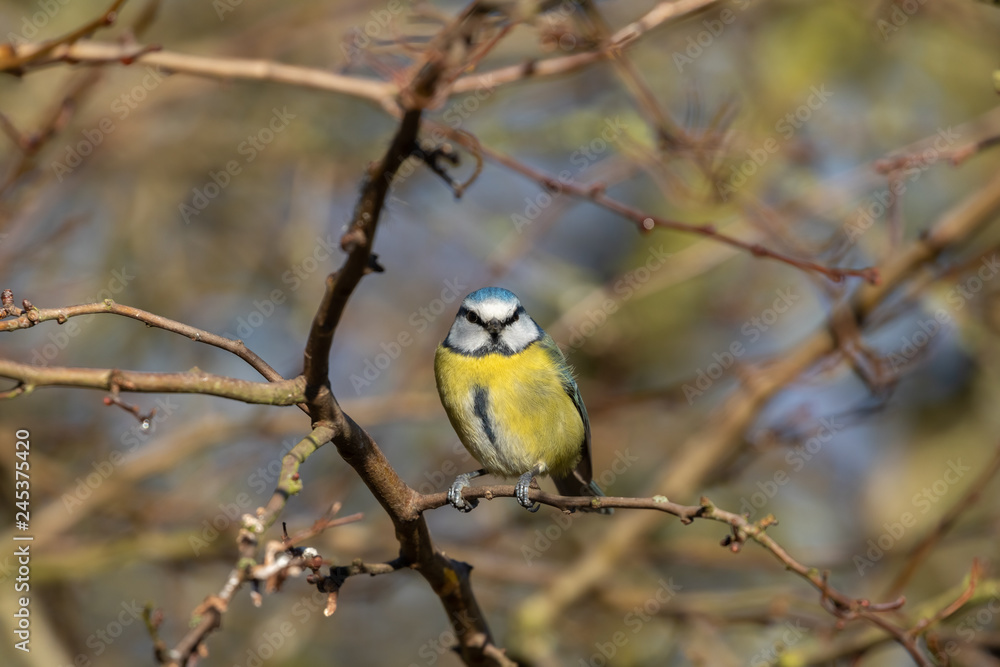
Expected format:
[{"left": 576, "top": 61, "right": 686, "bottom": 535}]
[{"left": 434, "top": 286, "right": 612, "bottom": 514}]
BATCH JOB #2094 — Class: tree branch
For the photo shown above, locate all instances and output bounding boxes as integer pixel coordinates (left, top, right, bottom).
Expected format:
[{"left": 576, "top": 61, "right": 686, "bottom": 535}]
[
  {"left": 291, "top": 4, "right": 516, "bottom": 665},
  {"left": 508, "top": 161, "right": 1000, "bottom": 659},
  {"left": 1, "top": 298, "right": 285, "bottom": 382},
  {"left": 0, "top": 358, "right": 306, "bottom": 405},
  {"left": 2, "top": 40, "right": 397, "bottom": 112},
  {"left": 433, "top": 123, "right": 880, "bottom": 284},
  {"left": 419, "top": 485, "right": 990, "bottom": 667},
  {"left": 449, "top": 0, "right": 720, "bottom": 95}
]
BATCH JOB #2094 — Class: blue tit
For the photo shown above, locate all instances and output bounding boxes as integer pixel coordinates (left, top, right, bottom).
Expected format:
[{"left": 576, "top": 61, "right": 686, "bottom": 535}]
[{"left": 434, "top": 287, "right": 612, "bottom": 514}]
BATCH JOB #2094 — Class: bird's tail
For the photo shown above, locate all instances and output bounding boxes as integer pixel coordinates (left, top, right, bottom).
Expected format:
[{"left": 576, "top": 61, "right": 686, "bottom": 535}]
[{"left": 553, "top": 474, "right": 614, "bottom": 515}]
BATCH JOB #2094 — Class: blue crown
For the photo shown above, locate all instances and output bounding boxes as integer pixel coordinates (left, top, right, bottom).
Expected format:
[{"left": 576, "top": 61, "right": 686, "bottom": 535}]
[{"left": 465, "top": 287, "right": 520, "bottom": 304}]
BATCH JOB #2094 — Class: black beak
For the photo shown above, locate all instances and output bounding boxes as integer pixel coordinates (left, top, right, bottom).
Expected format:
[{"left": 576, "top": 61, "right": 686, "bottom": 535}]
[{"left": 485, "top": 319, "right": 503, "bottom": 336}]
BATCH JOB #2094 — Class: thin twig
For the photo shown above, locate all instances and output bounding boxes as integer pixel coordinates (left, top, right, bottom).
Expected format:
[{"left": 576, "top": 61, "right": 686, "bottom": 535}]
[
  {"left": 1, "top": 298, "right": 285, "bottom": 382},
  {"left": 0, "top": 357, "right": 306, "bottom": 405},
  {"left": 450, "top": 0, "right": 721, "bottom": 95},
  {"left": 0, "top": 0, "right": 130, "bottom": 72},
  {"left": 3, "top": 40, "right": 396, "bottom": 109},
  {"left": 437, "top": 125, "right": 879, "bottom": 283}
]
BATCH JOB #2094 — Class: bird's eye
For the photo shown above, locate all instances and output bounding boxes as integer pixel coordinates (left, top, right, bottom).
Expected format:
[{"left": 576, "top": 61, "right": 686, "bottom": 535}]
[
  {"left": 512, "top": 312, "right": 519, "bottom": 322},
  {"left": 466, "top": 311, "right": 480, "bottom": 325}
]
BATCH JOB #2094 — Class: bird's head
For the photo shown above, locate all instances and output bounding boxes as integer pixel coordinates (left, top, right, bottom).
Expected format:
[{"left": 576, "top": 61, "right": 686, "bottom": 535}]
[{"left": 444, "top": 287, "right": 542, "bottom": 356}]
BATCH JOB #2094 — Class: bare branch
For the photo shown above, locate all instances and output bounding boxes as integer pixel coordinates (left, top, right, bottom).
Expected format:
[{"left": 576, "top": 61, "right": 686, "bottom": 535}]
[
  {"left": 0, "top": 0, "right": 129, "bottom": 73},
  {"left": 417, "top": 484, "right": 980, "bottom": 665},
  {"left": 1, "top": 298, "right": 285, "bottom": 382},
  {"left": 450, "top": 0, "right": 721, "bottom": 95},
  {"left": 0, "top": 358, "right": 306, "bottom": 405},
  {"left": 437, "top": 124, "right": 880, "bottom": 283},
  {"left": 291, "top": 5, "right": 518, "bottom": 665},
  {"left": 512, "top": 165, "right": 1000, "bottom": 653},
  {"left": 2, "top": 40, "right": 397, "bottom": 111}
]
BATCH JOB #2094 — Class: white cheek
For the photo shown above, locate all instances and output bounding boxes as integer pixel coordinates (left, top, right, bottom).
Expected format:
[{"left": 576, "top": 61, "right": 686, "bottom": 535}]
[
  {"left": 450, "top": 322, "right": 490, "bottom": 354},
  {"left": 503, "top": 320, "right": 540, "bottom": 351}
]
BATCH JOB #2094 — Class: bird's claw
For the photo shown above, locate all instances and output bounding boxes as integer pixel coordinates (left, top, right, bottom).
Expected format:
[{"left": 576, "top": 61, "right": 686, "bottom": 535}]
[
  {"left": 516, "top": 474, "right": 540, "bottom": 513},
  {"left": 448, "top": 476, "right": 478, "bottom": 512}
]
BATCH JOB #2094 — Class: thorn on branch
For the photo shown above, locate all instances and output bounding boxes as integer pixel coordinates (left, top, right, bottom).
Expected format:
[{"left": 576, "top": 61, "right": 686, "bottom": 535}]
[
  {"left": 367, "top": 253, "right": 386, "bottom": 274},
  {"left": 413, "top": 143, "right": 464, "bottom": 197},
  {"left": 676, "top": 500, "right": 706, "bottom": 524},
  {"left": 103, "top": 391, "right": 156, "bottom": 427},
  {"left": 308, "top": 556, "right": 406, "bottom": 618}
]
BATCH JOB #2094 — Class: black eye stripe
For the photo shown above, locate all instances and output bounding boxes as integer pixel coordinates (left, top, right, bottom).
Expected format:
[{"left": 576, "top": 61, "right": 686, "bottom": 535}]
[
  {"left": 460, "top": 305, "right": 522, "bottom": 328},
  {"left": 504, "top": 306, "right": 524, "bottom": 326}
]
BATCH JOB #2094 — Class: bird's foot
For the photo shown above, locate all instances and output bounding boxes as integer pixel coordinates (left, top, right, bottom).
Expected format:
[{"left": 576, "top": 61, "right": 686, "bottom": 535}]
[
  {"left": 448, "top": 473, "right": 480, "bottom": 513},
  {"left": 515, "top": 471, "right": 540, "bottom": 512}
]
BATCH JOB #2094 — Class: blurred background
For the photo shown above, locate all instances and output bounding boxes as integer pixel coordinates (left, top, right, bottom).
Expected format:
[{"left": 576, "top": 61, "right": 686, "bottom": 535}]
[{"left": 2, "top": 0, "right": 1000, "bottom": 665}]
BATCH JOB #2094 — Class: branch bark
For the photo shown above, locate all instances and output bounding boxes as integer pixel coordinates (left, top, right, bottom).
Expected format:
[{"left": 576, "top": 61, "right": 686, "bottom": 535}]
[
  {"left": 1, "top": 299, "right": 284, "bottom": 381},
  {"left": 0, "top": 358, "right": 306, "bottom": 404},
  {"left": 290, "top": 5, "right": 515, "bottom": 665}
]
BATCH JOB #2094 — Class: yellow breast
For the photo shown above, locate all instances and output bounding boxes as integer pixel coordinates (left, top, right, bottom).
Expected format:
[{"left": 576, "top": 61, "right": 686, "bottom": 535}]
[{"left": 435, "top": 342, "right": 584, "bottom": 478}]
